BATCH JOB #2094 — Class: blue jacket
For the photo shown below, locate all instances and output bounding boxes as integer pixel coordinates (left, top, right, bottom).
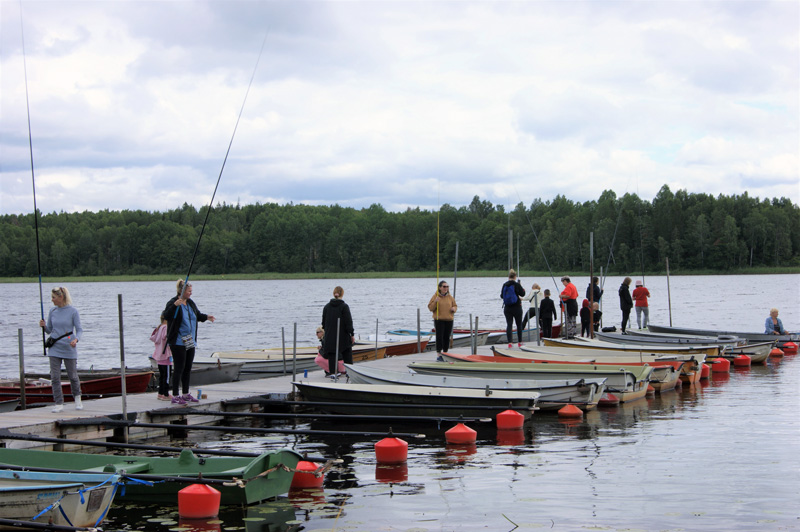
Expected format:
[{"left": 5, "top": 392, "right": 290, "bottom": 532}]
[{"left": 765, "top": 317, "right": 786, "bottom": 335}]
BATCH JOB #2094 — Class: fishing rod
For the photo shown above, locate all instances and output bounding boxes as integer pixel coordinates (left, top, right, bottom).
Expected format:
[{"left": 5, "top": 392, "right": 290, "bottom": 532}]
[
  {"left": 513, "top": 187, "right": 559, "bottom": 295},
  {"left": 18, "top": 2, "right": 46, "bottom": 356},
  {"left": 601, "top": 195, "right": 626, "bottom": 292}
]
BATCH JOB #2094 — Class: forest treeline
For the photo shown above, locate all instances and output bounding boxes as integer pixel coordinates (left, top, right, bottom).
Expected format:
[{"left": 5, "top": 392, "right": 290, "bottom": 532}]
[{"left": 1, "top": 185, "right": 798, "bottom": 278}]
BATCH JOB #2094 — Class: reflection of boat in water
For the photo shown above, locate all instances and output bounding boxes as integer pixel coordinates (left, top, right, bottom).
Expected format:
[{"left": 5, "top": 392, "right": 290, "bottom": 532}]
[{"left": 243, "top": 499, "right": 301, "bottom": 532}]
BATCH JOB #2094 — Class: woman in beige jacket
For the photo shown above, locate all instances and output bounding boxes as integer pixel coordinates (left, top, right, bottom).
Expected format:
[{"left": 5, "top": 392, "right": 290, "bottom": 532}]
[{"left": 427, "top": 280, "right": 457, "bottom": 358}]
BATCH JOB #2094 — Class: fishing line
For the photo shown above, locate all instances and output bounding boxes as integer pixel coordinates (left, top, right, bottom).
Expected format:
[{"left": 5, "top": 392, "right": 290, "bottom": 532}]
[
  {"left": 513, "top": 187, "right": 559, "bottom": 294},
  {"left": 18, "top": 1, "right": 46, "bottom": 355},
  {"left": 600, "top": 194, "right": 625, "bottom": 291},
  {"left": 636, "top": 182, "right": 646, "bottom": 286},
  {"left": 179, "top": 33, "right": 268, "bottom": 295}
]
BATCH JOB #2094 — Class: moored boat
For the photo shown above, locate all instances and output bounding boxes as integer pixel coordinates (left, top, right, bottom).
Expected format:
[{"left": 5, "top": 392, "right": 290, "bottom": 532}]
[
  {"left": 0, "top": 372, "right": 154, "bottom": 404},
  {"left": 0, "top": 469, "right": 123, "bottom": 529},
  {"left": 387, "top": 329, "right": 490, "bottom": 349},
  {"left": 354, "top": 337, "right": 430, "bottom": 356},
  {"left": 647, "top": 324, "right": 799, "bottom": 348},
  {"left": 408, "top": 360, "right": 653, "bottom": 402},
  {"left": 344, "top": 363, "right": 606, "bottom": 410},
  {"left": 293, "top": 380, "right": 540, "bottom": 419},
  {"left": 0, "top": 447, "right": 302, "bottom": 506}
]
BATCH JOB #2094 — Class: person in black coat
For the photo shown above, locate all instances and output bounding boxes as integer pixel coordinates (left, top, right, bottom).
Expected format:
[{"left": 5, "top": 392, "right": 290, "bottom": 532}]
[
  {"left": 500, "top": 269, "right": 526, "bottom": 346},
  {"left": 618, "top": 277, "right": 633, "bottom": 334},
  {"left": 538, "top": 289, "right": 558, "bottom": 338},
  {"left": 586, "top": 276, "right": 603, "bottom": 303},
  {"left": 162, "top": 279, "right": 215, "bottom": 404},
  {"left": 321, "top": 286, "right": 354, "bottom": 377}
]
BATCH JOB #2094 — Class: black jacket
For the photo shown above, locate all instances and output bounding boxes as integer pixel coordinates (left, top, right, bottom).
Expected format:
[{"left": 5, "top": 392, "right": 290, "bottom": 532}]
[
  {"left": 619, "top": 284, "right": 633, "bottom": 311},
  {"left": 322, "top": 298, "right": 354, "bottom": 355},
  {"left": 539, "top": 297, "right": 557, "bottom": 321},
  {"left": 586, "top": 283, "right": 603, "bottom": 303},
  {"left": 162, "top": 295, "right": 209, "bottom": 348}
]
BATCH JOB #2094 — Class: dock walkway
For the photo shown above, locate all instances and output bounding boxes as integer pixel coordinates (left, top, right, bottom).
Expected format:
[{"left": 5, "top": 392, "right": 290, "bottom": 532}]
[{"left": 0, "top": 351, "right": 444, "bottom": 450}]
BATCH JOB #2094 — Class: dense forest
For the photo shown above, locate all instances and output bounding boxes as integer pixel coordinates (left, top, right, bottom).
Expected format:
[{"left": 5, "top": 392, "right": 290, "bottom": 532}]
[{"left": 1, "top": 186, "right": 798, "bottom": 278}]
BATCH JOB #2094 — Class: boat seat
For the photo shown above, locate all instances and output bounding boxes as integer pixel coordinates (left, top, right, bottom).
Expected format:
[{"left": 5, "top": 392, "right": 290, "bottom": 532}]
[{"left": 102, "top": 461, "right": 151, "bottom": 474}]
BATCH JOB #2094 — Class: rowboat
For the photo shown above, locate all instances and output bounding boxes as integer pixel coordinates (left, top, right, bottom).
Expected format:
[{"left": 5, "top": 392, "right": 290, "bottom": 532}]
[
  {"left": 343, "top": 363, "right": 606, "bottom": 410},
  {"left": 0, "top": 469, "right": 122, "bottom": 529},
  {"left": 408, "top": 361, "right": 653, "bottom": 402},
  {"left": 211, "top": 346, "right": 387, "bottom": 379},
  {"left": 354, "top": 337, "right": 430, "bottom": 356},
  {"left": 387, "top": 329, "right": 490, "bottom": 349},
  {"left": 606, "top": 330, "right": 743, "bottom": 347},
  {"left": 488, "top": 347, "right": 682, "bottom": 393},
  {"left": 542, "top": 337, "right": 721, "bottom": 358},
  {"left": 0, "top": 372, "right": 154, "bottom": 404},
  {"left": 617, "top": 333, "right": 773, "bottom": 364},
  {"left": 0, "top": 447, "right": 302, "bottom": 506},
  {"left": 647, "top": 324, "right": 799, "bottom": 348},
  {"left": 0, "top": 400, "right": 19, "bottom": 413},
  {"left": 292, "top": 380, "right": 540, "bottom": 419}
]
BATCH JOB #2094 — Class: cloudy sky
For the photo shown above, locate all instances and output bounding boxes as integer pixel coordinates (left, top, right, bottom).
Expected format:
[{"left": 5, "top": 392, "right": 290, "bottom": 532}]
[{"left": 1, "top": 0, "right": 798, "bottom": 216}]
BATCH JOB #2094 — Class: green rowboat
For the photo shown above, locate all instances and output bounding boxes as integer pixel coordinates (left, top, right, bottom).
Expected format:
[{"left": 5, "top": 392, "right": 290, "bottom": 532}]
[{"left": 0, "top": 447, "right": 302, "bottom": 506}]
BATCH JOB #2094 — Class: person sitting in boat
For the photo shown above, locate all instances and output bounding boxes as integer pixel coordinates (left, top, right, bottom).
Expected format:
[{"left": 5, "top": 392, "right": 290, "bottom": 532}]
[{"left": 765, "top": 308, "right": 790, "bottom": 335}]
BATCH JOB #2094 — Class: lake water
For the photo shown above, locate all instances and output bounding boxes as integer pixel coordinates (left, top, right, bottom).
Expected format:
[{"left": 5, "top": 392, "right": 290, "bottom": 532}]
[{"left": 1, "top": 275, "right": 799, "bottom": 531}]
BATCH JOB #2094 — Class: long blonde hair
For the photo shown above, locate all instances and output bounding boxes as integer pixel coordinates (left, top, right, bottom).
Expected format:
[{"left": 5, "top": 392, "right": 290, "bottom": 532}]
[
  {"left": 176, "top": 278, "right": 192, "bottom": 295},
  {"left": 52, "top": 286, "right": 72, "bottom": 306}
]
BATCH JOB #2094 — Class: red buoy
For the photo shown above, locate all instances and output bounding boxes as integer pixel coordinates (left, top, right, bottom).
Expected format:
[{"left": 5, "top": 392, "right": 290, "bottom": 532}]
[
  {"left": 445, "top": 422, "right": 477, "bottom": 444},
  {"left": 598, "top": 393, "right": 619, "bottom": 407},
  {"left": 178, "top": 484, "right": 221, "bottom": 519},
  {"left": 558, "top": 404, "right": 583, "bottom": 418},
  {"left": 711, "top": 358, "right": 730, "bottom": 372},
  {"left": 700, "top": 364, "right": 710, "bottom": 379},
  {"left": 496, "top": 409, "right": 525, "bottom": 430},
  {"left": 375, "top": 437, "right": 409, "bottom": 464},
  {"left": 769, "top": 348, "right": 785, "bottom": 358},
  {"left": 782, "top": 342, "right": 798, "bottom": 355},
  {"left": 291, "top": 460, "right": 324, "bottom": 489},
  {"left": 733, "top": 354, "right": 751, "bottom": 367}
]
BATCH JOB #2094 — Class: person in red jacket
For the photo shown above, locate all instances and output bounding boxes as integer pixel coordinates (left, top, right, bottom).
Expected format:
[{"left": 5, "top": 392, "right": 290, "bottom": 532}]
[
  {"left": 632, "top": 280, "right": 651, "bottom": 329},
  {"left": 559, "top": 276, "right": 579, "bottom": 338}
]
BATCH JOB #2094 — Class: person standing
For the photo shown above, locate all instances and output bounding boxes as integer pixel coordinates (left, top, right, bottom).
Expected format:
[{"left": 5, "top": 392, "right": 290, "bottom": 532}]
[
  {"left": 501, "top": 269, "right": 526, "bottom": 347},
  {"left": 619, "top": 277, "right": 633, "bottom": 334},
  {"left": 579, "top": 299, "right": 591, "bottom": 337},
  {"left": 632, "top": 280, "right": 651, "bottom": 329},
  {"left": 322, "top": 286, "right": 354, "bottom": 377},
  {"left": 163, "top": 279, "right": 215, "bottom": 405},
  {"left": 539, "top": 289, "right": 558, "bottom": 338},
  {"left": 521, "top": 283, "right": 541, "bottom": 331},
  {"left": 427, "top": 280, "right": 457, "bottom": 359},
  {"left": 586, "top": 277, "right": 603, "bottom": 304},
  {"left": 150, "top": 313, "right": 173, "bottom": 401},
  {"left": 592, "top": 302, "right": 602, "bottom": 332},
  {"left": 559, "top": 276, "right": 579, "bottom": 338},
  {"left": 39, "top": 286, "right": 83, "bottom": 413}
]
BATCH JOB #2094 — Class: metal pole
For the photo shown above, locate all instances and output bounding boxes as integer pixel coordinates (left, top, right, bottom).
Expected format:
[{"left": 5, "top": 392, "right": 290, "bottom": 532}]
[
  {"left": 292, "top": 322, "right": 297, "bottom": 379},
  {"left": 375, "top": 318, "right": 379, "bottom": 359},
  {"left": 474, "top": 316, "right": 479, "bottom": 354},
  {"left": 453, "top": 241, "right": 459, "bottom": 299},
  {"left": 17, "top": 329, "right": 26, "bottom": 410},
  {"left": 117, "top": 294, "right": 128, "bottom": 443},
  {"left": 666, "top": 257, "right": 673, "bottom": 326},
  {"left": 533, "top": 292, "right": 541, "bottom": 346},
  {"left": 281, "top": 327, "right": 286, "bottom": 374},
  {"left": 469, "top": 313, "right": 474, "bottom": 353},
  {"left": 416, "top": 308, "right": 421, "bottom": 353},
  {"left": 334, "top": 317, "right": 341, "bottom": 381},
  {"left": 589, "top": 232, "right": 595, "bottom": 338}
]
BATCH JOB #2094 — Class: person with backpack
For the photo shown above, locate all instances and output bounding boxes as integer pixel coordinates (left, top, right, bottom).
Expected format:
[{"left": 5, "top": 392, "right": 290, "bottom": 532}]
[
  {"left": 501, "top": 269, "right": 526, "bottom": 348},
  {"left": 559, "top": 276, "right": 579, "bottom": 338}
]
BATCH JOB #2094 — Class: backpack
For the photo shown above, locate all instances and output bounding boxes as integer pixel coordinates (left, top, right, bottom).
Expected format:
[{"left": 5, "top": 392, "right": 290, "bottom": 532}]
[{"left": 501, "top": 284, "right": 518, "bottom": 306}]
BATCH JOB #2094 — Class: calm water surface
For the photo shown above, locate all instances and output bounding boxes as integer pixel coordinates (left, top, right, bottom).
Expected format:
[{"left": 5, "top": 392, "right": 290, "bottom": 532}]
[{"left": 1, "top": 275, "right": 799, "bottom": 531}]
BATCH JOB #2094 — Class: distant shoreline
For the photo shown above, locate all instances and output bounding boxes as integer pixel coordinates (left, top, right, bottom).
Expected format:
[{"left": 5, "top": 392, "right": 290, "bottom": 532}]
[{"left": 2, "top": 267, "right": 798, "bottom": 283}]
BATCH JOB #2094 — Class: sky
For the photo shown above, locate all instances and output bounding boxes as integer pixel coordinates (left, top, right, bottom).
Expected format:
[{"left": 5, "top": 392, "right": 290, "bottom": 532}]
[{"left": 1, "top": 0, "right": 798, "bottom": 216}]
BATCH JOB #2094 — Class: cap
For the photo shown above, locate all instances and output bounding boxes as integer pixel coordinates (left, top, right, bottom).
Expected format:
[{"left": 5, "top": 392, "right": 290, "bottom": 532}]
[{"left": 635, "top": 280, "right": 643, "bottom": 286}]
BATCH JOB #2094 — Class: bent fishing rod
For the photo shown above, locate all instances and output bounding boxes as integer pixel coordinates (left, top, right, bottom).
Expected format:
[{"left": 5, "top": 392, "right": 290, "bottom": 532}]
[{"left": 19, "top": 2, "right": 46, "bottom": 356}]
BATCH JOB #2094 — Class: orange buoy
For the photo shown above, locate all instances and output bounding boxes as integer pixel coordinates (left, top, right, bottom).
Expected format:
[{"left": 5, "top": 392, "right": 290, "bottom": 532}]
[
  {"left": 375, "top": 463, "right": 408, "bottom": 483},
  {"left": 781, "top": 342, "right": 798, "bottom": 355},
  {"left": 711, "top": 358, "right": 731, "bottom": 372},
  {"left": 558, "top": 404, "right": 584, "bottom": 418},
  {"left": 496, "top": 409, "right": 525, "bottom": 430},
  {"left": 291, "top": 460, "right": 324, "bottom": 489},
  {"left": 700, "top": 364, "right": 710, "bottom": 379},
  {"left": 445, "top": 422, "right": 477, "bottom": 444},
  {"left": 597, "top": 393, "right": 619, "bottom": 407},
  {"left": 769, "top": 348, "right": 785, "bottom": 358},
  {"left": 733, "top": 354, "right": 751, "bottom": 367},
  {"left": 178, "top": 484, "right": 221, "bottom": 519},
  {"left": 375, "top": 436, "right": 409, "bottom": 464},
  {"left": 496, "top": 429, "right": 525, "bottom": 446}
]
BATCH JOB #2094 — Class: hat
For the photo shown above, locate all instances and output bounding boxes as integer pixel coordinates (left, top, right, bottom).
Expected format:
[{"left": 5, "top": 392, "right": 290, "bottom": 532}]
[{"left": 635, "top": 280, "right": 643, "bottom": 286}]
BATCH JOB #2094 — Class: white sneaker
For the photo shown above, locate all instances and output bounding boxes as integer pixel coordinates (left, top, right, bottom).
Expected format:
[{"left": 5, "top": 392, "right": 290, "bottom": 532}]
[
  {"left": 74, "top": 396, "right": 83, "bottom": 410},
  {"left": 51, "top": 404, "right": 64, "bottom": 413}
]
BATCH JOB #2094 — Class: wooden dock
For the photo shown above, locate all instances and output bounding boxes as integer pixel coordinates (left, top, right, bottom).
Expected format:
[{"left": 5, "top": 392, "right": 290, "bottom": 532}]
[{"left": 0, "top": 351, "right": 442, "bottom": 450}]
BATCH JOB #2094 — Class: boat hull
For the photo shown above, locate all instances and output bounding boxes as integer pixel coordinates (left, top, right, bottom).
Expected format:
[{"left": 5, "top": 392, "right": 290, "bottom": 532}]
[
  {"left": 0, "top": 372, "right": 153, "bottom": 404},
  {"left": 0, "top": 448, "right": 301, "bottom": 506},
  {"left": 647, "top": 324, "right": 798, "bottom": 347}
]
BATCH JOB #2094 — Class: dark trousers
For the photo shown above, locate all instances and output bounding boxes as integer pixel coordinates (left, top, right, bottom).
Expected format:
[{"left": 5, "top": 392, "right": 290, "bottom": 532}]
[
  {"left": 157, "top": 364, "right": 171, "bottom": 396},
  {"left": 521, "top": 308, "right": 537, "bottom": 330},
  {"left": 433, "top": 319, "right": 454, "bottom": 353},
  {"left": 504, "top": 305, "right": 524, "bottom": 344},
  {"left": 170, "top": 344, "right": 195, "bottom": 396},
  {"left": 621, "top": 309, "right": 631, "bottom": 332},
  {"left": 540, "top": 319, "right": 553, "bottom": 338},
  {"left": 581, "top": 320, "right": 591, "bottom": 337}
]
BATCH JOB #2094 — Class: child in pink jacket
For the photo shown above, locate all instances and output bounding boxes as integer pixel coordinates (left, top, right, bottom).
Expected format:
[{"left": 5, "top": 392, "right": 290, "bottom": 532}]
[{"left": 150, "top": 314, "right": 173, "bottom": 400}]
